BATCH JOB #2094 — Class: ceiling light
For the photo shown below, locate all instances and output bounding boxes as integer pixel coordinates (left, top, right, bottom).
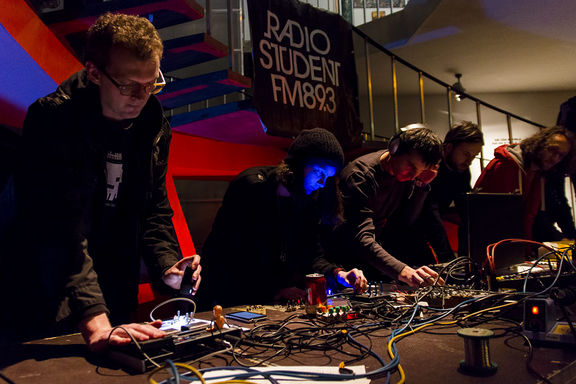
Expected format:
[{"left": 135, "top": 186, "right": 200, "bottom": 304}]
[{"left": 452, "top": 73, "right": 466, "bottom": 101}]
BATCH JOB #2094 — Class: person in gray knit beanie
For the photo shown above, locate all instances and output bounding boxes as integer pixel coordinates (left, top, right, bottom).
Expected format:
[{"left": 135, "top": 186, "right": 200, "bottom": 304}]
[
  {"left": 198, "top": 127, "right": 367, "bottom": 310},
  {"left": 280, "top": 128, "right": 345, "bottom": 197},
  {"left": 285, "top": 128, "right": 345, "bottom": 171}
]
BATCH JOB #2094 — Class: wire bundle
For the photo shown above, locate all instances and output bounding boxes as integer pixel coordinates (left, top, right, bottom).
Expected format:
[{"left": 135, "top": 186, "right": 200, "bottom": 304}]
[{"left": 111, "top": 248, "right": 576, "bottom": 384}]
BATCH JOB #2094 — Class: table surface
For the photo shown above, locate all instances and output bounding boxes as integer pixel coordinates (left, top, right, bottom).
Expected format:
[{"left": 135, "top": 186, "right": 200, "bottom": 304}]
[{"left": 1, "top": 308, "right": 575, "bottom": 384}]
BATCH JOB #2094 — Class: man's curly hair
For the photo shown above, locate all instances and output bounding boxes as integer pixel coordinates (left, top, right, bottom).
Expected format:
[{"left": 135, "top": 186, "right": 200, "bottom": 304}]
[
  {"left": 520, "top": 126, "right": 569, "bottom": 170},
  {"left": 85, "top": 13, "right": 163, "bottom": 68}
]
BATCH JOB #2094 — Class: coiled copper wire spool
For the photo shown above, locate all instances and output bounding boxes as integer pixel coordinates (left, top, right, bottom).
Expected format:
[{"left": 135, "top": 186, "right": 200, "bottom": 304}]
[{"left": 457, "top": 328, "right": 498, "bottom": 376}]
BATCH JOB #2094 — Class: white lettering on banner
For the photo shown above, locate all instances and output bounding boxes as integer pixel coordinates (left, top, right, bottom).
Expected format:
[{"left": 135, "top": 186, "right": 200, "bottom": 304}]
[
  {"left": 258, "top": 10, "right": 342, "bottom": 114},
  {"left": 271, "top": 74, "right": 336, "bottom": 113}
]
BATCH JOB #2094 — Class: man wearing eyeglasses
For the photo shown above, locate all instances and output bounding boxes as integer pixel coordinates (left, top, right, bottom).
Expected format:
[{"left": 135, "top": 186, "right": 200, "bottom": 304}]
[{"left": 9, "top": 13, "right": 201, "bottom": 352}]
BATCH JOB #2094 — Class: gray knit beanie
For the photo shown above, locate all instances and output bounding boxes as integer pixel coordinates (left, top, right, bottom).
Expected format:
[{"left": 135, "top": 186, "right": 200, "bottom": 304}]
[{"left": 285, "top": 128, "right": 344, "bottom": 169}]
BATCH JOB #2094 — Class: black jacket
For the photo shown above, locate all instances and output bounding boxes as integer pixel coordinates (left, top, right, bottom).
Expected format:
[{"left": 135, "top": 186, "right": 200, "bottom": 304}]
[
  {"left": 422, "top": 160, "right": 471, "bottom": 259},
  {"left": 199, "top": 166, "right": 341, "bottom": 309},
  {"left": 7, "top": 70, "right": 179, "bottom": 334},
  {"left": 337, "top": 150, "right": 429, "bottom": 278}
]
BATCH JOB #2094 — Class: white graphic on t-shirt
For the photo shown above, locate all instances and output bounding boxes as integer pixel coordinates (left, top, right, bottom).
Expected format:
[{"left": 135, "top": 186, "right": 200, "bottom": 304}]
[{"left": 106, "top": 152, "right": 123, "bottom": 203}]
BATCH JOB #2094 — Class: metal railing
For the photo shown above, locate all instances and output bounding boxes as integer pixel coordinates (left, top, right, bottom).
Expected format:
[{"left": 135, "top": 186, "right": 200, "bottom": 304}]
[
  {"left": 210, "top": 0, "right": 544, "bottom": 145},
  {"left": 353, "top": 26, "right": 546, "bottom": 140}
]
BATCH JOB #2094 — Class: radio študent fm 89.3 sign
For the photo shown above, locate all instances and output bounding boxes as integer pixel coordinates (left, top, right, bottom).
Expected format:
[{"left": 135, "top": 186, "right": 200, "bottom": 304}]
[{"left": 247, "top": 0, "right": 363, "bottom": 148}]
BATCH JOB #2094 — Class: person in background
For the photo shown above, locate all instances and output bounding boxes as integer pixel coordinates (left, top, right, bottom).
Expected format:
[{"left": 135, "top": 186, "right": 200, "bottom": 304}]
[
  {"left": 380, "top": 121, "right": 484, "bottom": 266},
  {"left": 1, "top": 13, "right": 201, "bottom": 352},
  {"left": 199, "top": 128, "right": 367, "bottom": 310},
  {"left": 532, "top": 97, "right": 576, "bottom": 241},
  {"left": 474, "top": 126, "right": 572, "bottom": 240},
  {"left": 335, "top": 127, "right": 445, "bottom": 288}
]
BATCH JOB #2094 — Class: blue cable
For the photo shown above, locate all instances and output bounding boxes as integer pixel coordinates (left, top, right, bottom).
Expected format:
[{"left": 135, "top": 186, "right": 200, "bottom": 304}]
[
  {"left": 164, "top": 359, "right": 181, "bottom": 384},
  {"left": 522, "top": 249, "right": 566, "bottom": 294}
]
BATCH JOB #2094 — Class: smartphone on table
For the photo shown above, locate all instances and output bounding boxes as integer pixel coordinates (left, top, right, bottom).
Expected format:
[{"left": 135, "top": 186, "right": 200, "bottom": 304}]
[{"left": 225, "top": 311, "right": 267, "bottom": 323}]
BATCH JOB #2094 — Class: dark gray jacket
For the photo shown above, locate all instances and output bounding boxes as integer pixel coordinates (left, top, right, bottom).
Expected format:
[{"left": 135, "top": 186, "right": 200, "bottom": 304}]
[
  {"left": 10, "top": 69, "right": 179, "bottom": 334},
  {"left": 200, "top": 166, "right": 342, "bottom": 309},
  {"left": 339, "top": 150, "right": 430, "bottom": 278}
]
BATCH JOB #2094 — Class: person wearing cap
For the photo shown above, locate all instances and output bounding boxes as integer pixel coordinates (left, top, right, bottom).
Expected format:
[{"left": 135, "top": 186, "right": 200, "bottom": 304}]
[
  {"left": 198, "top": 128, "right": 367, "bottom": 309},
  {"left": 334, "top": 127, "right": 445, "bottom": 288}
]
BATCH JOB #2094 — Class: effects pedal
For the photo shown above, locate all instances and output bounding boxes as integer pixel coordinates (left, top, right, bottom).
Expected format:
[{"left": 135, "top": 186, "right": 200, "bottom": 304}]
[
  {"left": 350, "top": 281, "right": 394, "bottom": 302},
  {"left": 108, "top": 317, "right": 241, "bottom": 373},
  {"left": 416, "top": 286, "right": 490, "bottom": 308}
]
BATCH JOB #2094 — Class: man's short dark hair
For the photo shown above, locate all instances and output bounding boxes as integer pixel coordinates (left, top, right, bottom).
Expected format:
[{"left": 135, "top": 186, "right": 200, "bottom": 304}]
[
  {"left": 444, "top": 121, "right": 484, "bottom": 146},
  {"left": 85, "top": 13, "right": 164, "bottom": 69},
  {"left": 394, "top": 127, "right": 443, "bottom": 166}
]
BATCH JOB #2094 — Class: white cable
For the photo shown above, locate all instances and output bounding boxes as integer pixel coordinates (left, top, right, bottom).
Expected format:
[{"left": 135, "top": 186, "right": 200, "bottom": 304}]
[{"left": 149, "top": 297, "right": 197, "bottom": 322}]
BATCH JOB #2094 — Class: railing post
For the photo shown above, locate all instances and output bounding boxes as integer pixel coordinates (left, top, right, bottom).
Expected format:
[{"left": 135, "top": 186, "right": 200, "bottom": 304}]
[
  {"left": 506, "top": 114, "right": 513, "bottom": 144},
  {"left": 365, "top": 39, "right": 375, "bottom": 141},
  {"left": 205, "top": 0, "right": 212, "bottom": 35},
  {"left": 239, "top": 0, "right": 245, "bottom": 77},
  {"left": 570, "top": 180, "right": 576, "bottom": 229},
  {"left": 418, "top": 71, "right": 425, "bottom": 124},
  {"left": 341, "top": 0, "right": 353, "bottom": 24},
  {"left": 227, "top": 0, "right": 235, "bottom": 71},
  {"left": 391, "top": 56, "right": 399, "bottom": 133},
  {"left": 447, "top": 88, "right": 453, "bottom": 129},
  {"left": 476, "top": 101, "right": 485, "bottom": 171}
]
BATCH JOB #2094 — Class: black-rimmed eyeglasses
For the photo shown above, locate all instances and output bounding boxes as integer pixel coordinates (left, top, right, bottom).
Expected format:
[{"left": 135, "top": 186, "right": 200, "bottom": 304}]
[{"left": 100, "top": 68, "right": 165, "bottom": 96}]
